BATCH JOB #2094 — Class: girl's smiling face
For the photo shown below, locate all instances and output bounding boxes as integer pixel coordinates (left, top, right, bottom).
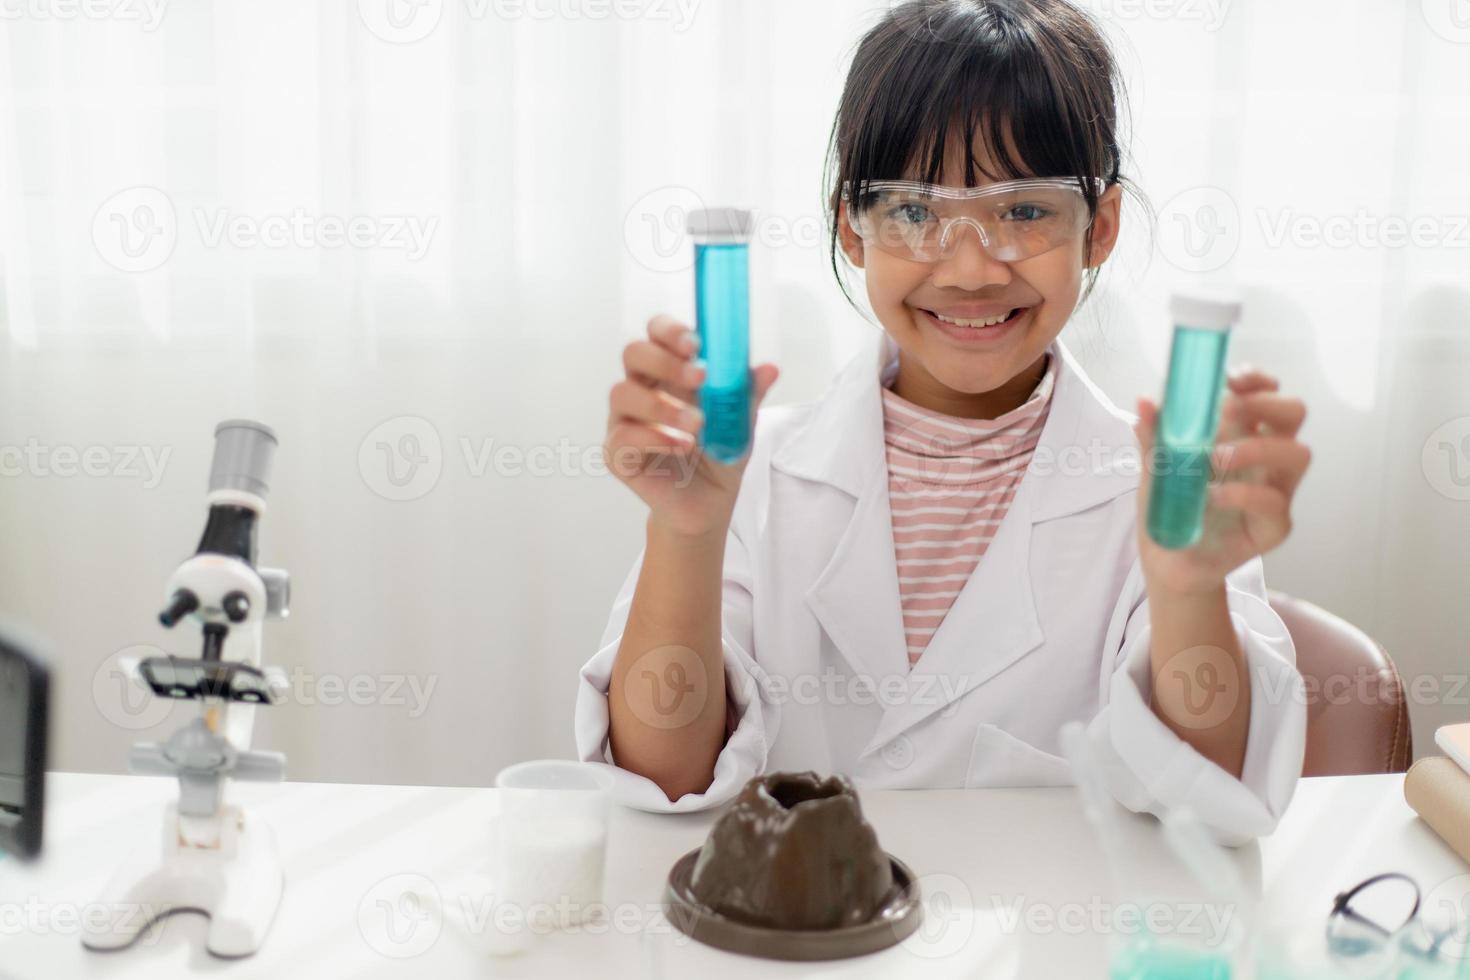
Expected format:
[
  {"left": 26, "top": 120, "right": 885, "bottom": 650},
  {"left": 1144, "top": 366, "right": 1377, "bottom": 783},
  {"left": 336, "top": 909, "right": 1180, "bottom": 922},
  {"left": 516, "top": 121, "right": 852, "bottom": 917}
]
[{"left": 839, "top": 133, "right": 1123, "bottom": 419}]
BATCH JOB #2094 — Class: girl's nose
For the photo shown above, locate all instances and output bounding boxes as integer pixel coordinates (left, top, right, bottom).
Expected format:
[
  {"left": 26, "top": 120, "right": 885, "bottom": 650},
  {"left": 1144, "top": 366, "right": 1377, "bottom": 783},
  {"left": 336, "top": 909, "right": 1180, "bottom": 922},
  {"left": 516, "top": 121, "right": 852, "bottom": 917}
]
[{"left": 930, "top": 221, "right": 1013, "bottom": 290}]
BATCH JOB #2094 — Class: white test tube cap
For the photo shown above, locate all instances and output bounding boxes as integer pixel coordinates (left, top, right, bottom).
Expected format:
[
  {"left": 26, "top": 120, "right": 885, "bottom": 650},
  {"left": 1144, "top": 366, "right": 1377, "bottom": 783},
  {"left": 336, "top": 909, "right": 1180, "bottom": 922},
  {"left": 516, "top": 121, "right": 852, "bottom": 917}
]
[
  {"left": 686, "top": 207, "right": 755, "bottom": 246},
  {"left": 1170, "top": 290, "right": 1243, "bottom": 332}
]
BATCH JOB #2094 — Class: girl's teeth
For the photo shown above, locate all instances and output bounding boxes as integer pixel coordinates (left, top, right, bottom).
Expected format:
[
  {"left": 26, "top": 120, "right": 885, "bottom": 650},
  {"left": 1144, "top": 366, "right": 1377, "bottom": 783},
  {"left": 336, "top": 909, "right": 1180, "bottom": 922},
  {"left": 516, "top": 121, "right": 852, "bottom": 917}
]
[{"left": 935, "top": 309, "right": 1015, "bottom": 328}]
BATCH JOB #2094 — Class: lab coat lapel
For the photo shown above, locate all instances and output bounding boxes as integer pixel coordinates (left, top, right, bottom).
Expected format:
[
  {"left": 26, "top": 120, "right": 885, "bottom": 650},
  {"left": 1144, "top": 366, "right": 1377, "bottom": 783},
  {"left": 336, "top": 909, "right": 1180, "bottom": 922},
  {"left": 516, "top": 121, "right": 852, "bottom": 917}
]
[
  {"left": 804, "top": 465, "right": 913, "bottom": 685},
  {"left": 777, "top": 330, "right": 912, "bottom": 685},
  {"left": 861, "top": 463, "right": 1044, "bottom": 756}
]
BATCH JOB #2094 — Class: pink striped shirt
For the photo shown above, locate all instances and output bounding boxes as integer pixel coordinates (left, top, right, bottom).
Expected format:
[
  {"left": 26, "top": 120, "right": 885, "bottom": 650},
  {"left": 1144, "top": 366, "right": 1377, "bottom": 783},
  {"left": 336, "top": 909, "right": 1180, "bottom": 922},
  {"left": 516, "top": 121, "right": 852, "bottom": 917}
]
[{"left": 881, "top": 351, "right": 1059, "bottom": 667}]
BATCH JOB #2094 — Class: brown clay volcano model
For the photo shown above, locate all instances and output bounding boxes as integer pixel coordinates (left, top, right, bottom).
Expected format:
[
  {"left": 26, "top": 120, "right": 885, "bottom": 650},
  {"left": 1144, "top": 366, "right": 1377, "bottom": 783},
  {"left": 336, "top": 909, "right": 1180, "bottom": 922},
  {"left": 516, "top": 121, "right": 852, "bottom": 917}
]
[
  {"left": 688, "top": 770, "right": 897, "bottom": 930},
  {"left": 663, "top": 770, "right": 924, "bottom": 960}
]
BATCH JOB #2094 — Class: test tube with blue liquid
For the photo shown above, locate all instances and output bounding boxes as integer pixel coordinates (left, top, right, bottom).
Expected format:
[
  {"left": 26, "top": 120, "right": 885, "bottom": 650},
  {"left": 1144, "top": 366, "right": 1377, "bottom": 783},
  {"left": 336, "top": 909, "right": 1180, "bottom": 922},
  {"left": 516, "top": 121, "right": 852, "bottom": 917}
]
[
  {"left": 687, "top": 207, "right": 754, "bottom": 464},
  {"left": 1146, "top": 292, "right": 1242, "bottom": 550}
]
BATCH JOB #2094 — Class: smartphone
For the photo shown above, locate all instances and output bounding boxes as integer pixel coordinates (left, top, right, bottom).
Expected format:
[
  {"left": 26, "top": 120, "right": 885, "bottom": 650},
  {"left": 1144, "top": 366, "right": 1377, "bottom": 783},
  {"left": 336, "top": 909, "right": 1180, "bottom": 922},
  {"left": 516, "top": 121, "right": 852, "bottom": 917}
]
[{"left": 0, "top": 624, "right": 50, "bottom": 861}]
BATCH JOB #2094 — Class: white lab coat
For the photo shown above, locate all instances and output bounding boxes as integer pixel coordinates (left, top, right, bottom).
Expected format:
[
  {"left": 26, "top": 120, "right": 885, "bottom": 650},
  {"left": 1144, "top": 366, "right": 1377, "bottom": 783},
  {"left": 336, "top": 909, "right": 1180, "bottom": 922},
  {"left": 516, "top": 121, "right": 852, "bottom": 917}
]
[{"left": 575, "top": 328, "right": 1306, "bottom": 846}]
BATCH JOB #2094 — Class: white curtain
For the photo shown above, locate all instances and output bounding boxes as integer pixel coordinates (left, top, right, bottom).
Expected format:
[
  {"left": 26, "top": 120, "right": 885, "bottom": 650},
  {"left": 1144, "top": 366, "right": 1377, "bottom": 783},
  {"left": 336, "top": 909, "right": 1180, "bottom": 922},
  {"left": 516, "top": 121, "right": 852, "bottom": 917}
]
[{"left": 0, "top": 0, "right": 1465, "bottom": 784}]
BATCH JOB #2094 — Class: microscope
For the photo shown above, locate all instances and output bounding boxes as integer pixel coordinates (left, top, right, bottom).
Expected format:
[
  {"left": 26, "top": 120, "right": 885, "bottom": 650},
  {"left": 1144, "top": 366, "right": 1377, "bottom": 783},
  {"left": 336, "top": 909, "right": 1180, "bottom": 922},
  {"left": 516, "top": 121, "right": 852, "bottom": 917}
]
[{"left": 84, "top": 420, "right": 292, "bottom": 958}]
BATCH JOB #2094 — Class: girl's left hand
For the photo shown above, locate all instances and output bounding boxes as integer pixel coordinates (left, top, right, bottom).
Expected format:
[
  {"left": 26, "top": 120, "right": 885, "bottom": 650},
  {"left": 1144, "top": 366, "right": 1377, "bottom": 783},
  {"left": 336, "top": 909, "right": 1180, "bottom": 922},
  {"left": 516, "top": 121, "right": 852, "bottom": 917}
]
[{"left": 1133, "top": 367, "right": 1312, "bottom": 596}]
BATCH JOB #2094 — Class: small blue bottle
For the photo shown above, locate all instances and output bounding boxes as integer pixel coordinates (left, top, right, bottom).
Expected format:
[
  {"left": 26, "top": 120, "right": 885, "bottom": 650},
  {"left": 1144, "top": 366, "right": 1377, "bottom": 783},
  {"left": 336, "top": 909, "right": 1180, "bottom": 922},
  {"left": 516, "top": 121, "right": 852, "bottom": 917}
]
[
  {"left": 687, "top": 208, "right": 754, "bottom": 463},
  {"left": 1146, "top": 292, "right": 1242, "bottom": 550}
]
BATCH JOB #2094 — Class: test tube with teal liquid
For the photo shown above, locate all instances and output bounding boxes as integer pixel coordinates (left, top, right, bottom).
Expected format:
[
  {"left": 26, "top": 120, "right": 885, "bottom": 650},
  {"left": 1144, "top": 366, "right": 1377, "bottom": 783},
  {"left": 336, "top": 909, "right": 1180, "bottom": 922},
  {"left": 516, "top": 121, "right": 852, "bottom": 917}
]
[
  {"left": 687, "top": 207, "right": 754, "bottom": 464},
  {"left": 1146, "top": 292, "right": 1242, "bottom": 550}
]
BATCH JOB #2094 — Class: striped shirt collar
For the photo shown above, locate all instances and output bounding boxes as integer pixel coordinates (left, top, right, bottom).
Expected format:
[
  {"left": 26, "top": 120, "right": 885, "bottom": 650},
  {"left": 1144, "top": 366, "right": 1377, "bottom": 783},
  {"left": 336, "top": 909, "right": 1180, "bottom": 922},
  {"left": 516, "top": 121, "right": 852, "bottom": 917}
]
[
  {"left": 770, "top": 327, "right": 1139, "bottom": 523},
  {"left": 879, "top": 351, "right": 1059, "bottom": 460}
]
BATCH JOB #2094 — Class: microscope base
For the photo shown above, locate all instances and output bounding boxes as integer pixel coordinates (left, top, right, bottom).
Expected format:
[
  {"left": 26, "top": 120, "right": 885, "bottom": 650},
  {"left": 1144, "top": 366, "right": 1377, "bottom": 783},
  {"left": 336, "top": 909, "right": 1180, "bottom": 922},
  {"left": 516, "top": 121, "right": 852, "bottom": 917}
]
[{"left": 81, "top": 803, "right": 284, "bottom": 958}]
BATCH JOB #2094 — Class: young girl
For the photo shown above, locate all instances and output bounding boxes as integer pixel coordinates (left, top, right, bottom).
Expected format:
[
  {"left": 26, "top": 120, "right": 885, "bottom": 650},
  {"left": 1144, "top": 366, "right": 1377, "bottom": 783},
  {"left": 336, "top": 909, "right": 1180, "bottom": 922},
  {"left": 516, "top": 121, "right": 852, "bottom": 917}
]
[{"left": 577, "top": 0, "right": 1311, "bottom": 844}]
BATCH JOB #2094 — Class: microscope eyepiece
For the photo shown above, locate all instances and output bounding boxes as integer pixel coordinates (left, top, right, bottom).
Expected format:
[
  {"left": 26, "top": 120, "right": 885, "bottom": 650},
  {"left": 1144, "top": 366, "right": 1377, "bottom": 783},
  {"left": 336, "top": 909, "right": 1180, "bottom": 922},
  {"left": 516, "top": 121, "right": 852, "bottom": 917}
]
[
  {"left": 210, "top": 420, "right": 277, "bottom": 501},
  {"left": 159, "top": 590, "right": 200, "bottom": 628}
]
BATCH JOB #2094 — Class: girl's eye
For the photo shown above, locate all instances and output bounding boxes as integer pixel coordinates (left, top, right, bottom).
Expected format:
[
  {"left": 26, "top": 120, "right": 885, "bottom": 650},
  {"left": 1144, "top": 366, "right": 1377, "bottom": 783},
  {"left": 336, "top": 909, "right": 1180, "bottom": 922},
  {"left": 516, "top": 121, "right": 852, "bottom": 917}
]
[
  {"left": 886, "top": 202, "right": 936, "bottom": 225},
  {"left": 1004, "top": 203, "right": 1051, "bottom": 222}
]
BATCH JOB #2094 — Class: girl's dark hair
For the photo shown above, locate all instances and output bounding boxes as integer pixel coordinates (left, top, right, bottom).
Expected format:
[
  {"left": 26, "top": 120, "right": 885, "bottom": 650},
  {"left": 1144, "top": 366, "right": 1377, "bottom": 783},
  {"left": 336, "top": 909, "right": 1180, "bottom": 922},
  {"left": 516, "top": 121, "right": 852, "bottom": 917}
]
[{"left": 824, "top": 0, "right": 1144, "bottom": 310}]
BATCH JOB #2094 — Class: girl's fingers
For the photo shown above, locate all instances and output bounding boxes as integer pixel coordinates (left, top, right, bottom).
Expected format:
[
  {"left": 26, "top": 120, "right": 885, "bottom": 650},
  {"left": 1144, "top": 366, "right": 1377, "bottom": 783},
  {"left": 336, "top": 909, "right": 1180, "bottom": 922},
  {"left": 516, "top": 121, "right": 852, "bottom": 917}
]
[
  {"left": 1223, "top": 392, "right": 1307, "bottom": 438},
  {"left": 1211, "top": 476, "right": 1293, "bottom": 517},
  {"left": 1133, "top": 396, "right": 1157, "bottom": 452},
  {"left": 1226, "top": 366, "right": 1280, "bottom": 395},
  {"left": 647, "top": 314, "right": 701, "bottom": 358},
  {"left": 751, "top": 363, "right": 780, "bottom": 406},
  {"left": 609, "top": 379, "right": 704, "bottom": 437},
  {"left": 624, "top": 340, "right": 705, "bottom": 395},
  {"left": 606, "top": 421, "right": 697, "bottom": 458},
  {"left": 1210, "top": 480, "right": 1291, "bottom": 530},
  {"left": 1212, "top": 436, "right": 1312, "bottom": 495}
]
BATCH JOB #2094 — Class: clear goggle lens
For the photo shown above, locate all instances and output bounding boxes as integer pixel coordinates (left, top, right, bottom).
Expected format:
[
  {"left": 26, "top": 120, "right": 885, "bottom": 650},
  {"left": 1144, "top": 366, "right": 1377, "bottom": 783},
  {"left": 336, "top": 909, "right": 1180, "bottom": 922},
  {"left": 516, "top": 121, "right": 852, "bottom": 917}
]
[{"left": 844, "top": 177, "right": 1102, "bottom": 263}]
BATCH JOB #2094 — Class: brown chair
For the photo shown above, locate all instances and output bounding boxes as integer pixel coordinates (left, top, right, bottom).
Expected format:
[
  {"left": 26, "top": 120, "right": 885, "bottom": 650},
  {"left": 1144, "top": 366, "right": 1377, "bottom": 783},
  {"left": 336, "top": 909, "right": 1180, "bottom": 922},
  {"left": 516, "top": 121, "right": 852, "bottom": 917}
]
[{"left": 1268, "top": 590, "right": 1413, "bottom": 776}]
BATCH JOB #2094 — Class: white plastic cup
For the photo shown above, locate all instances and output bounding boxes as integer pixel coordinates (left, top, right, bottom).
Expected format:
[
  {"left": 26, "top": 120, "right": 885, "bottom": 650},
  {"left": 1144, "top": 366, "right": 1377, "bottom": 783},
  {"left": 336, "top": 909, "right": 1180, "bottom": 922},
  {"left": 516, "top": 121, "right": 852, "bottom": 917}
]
[
  {"left": 493, "top": 760, "right": 614, "bottom": 931},
  {"left": 422, "top": 760, "right": 614, "bottom": 958}
]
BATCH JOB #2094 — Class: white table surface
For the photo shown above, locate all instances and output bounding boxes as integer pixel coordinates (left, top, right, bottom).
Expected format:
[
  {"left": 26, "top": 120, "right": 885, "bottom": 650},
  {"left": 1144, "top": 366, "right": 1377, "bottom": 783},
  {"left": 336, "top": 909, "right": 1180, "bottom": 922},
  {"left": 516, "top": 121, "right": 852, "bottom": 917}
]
[{"left": 0, "top": 771, "right": 1463, "bottom": 979}]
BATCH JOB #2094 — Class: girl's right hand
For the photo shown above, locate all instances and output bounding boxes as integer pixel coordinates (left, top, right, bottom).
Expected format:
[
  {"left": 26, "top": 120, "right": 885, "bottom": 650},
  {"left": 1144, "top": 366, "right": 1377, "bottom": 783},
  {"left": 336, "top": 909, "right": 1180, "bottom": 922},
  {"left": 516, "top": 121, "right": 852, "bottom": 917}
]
[{"left": 605, "top": 314, "right": 779, "bottom": 538}]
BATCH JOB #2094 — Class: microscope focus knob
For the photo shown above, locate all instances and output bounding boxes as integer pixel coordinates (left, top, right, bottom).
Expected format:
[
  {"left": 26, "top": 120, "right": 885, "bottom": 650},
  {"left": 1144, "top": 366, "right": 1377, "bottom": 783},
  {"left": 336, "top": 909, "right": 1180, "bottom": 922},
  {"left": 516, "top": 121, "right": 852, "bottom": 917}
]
[
  {"left": 159, "top": 590, "right": 200, "bottom": 628},
  {"left": 223, "top": 591, "right": 251, "bottom": 623}
]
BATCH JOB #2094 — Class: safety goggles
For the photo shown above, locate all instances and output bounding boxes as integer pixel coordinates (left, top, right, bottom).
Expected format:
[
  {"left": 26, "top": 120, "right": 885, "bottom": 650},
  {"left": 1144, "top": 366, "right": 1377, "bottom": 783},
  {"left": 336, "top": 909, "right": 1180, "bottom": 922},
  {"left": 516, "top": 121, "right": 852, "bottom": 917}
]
[
  {"left": 842, "top": 176, "right": 1104, "bottom": 264},
  {"left": 1322, "top": 871, "right": 1470, "bottom": 973}
]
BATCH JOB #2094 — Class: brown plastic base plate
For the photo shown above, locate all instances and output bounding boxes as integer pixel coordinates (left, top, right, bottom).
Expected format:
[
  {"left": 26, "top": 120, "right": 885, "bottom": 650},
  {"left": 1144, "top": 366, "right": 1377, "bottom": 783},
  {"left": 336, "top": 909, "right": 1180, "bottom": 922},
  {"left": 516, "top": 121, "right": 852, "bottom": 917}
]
[{"left": 662, "top": 847, "right": 924, "bottom": 961}]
